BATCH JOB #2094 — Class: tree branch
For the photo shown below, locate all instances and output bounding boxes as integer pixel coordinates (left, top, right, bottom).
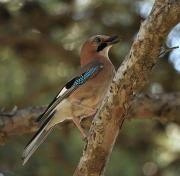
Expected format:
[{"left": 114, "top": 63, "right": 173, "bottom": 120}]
[
  {"left": 127, "top": 93, "right": 180, "bottom": 123},
  {"left": 73, "top": 0, "right": 180, "bottom": 175},
  {"left": 1, "top": 92, "right": 180, "bottom": 145},
  {"left": 0, "top": 106, "right": 41, "bottom": 145}
]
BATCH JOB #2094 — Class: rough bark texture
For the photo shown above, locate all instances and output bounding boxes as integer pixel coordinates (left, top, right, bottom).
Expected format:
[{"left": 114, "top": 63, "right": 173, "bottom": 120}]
[
  {"left": 1, "top": 92, "right": 180, "bottom": 145},
  {"left": 73, "top": 0, "right": 180, "bottom": 175},
  {"left": 127, "top": 92, "right": 180, "bottom": 123},
  {"left": 0, "top": 106, "right": 41, "bottom": 145}
]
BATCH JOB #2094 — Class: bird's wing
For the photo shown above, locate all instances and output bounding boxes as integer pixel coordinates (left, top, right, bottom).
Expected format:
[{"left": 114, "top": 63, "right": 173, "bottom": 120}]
[
  {"left": 22, "top": 60, "right": 103, "bottom": 165},
  {"left": 36, "top": 60, "right": 104, "bottom": 124}
]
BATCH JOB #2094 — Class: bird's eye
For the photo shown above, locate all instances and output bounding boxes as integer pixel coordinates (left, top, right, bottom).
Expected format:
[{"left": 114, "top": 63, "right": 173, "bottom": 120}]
[{"left": 94, "top": 37, "right": 101, "bottom": 44}]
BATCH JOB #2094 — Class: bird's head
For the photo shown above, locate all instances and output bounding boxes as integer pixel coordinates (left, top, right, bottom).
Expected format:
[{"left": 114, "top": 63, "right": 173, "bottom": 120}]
[{"left": 80, "top": 35, "right": 119, "bottom": 65}]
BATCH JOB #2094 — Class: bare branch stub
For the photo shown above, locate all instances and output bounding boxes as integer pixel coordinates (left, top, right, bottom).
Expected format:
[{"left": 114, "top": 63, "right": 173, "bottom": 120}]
[{"left": 159, "top": 44, "right": 179, "bottom": 57}]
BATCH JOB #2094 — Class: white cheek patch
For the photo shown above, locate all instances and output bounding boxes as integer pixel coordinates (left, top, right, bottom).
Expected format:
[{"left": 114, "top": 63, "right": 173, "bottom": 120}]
[
  {"left": 57, "top": 87, "right": 68, "bottom": 98},
  {"left": 99, "top": 46, "right": 111, "bottom": 58}
]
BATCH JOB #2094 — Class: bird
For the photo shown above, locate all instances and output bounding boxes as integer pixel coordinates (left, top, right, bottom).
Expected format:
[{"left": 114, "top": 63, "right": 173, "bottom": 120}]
[{"left": 22, "top": 34, "right": 119, "bottom": 165}]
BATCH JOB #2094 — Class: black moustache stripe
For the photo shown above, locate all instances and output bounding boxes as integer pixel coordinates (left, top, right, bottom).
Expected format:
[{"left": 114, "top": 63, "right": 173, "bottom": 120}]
[{"left": 97, "top": 43, "right": 107, "bottom": 52}]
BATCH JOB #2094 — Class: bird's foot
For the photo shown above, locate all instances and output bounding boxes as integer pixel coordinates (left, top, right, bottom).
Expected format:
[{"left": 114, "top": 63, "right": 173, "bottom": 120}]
[{"left": 72, "top": 117, "right": 88, "bottom": 142}]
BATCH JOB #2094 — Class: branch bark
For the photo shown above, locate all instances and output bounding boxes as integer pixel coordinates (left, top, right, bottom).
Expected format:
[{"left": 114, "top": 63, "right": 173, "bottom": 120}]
[
  {"left": 73, "top": 0, "right": 180, "bottom": 175},
  {"left": 1, "top": 92, "right": 180, "bottom": 145},
  {"left": 0, "top": 106, "right": 41, "bottom": 145},
  {"left": 127, "top": 93, "right": 180, "bottom": 122}
]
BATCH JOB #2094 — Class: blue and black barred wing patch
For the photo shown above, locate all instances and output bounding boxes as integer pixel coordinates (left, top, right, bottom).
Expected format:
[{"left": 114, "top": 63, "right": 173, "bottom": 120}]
[
  {"left": 37, "top": 61, "right": 103, "bottom": 124},
  {"left": 73, "top": 63, "right": 104, "bottom": 86}
]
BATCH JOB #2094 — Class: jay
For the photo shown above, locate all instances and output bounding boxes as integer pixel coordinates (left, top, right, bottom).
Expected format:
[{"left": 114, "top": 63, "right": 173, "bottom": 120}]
[{"left": 22, "top": 34, "right": 119, "bottom": 165}]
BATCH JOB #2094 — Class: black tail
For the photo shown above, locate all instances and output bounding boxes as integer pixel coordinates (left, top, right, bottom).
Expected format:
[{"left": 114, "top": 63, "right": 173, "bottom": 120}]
[{"left": 22, "top": 111, "right": 55, "bottom": 165}]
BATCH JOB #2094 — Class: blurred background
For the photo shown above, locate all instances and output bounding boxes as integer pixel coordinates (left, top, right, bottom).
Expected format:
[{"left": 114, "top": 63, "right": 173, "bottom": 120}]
[{"left": 0, "top": 0, "right": 180, "bottom": 175}]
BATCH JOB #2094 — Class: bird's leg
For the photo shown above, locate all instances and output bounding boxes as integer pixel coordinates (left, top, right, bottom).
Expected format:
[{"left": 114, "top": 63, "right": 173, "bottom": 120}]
[
  {"left": 72, "top": 117, "right": 88, "bottom": 141},
  {"left": 80, "top": 110, "right": 97, "bottom": 124},
  {"left": 79, "top": 111, "right": 97, "bottom": 131}
]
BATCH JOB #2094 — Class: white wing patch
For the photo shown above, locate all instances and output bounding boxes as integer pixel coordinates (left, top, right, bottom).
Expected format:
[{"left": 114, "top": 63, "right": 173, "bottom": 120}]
[{"left": 57, "top": 87, "right": 68, "bottom": 98}]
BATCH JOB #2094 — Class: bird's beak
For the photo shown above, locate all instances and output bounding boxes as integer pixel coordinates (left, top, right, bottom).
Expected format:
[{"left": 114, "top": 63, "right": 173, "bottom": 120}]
[
  {"left": 96, "top": 35, "right": 119, "bottom": 52},
  {"left": 104, "top": 35, "right": 119, "bottom": 45}
]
